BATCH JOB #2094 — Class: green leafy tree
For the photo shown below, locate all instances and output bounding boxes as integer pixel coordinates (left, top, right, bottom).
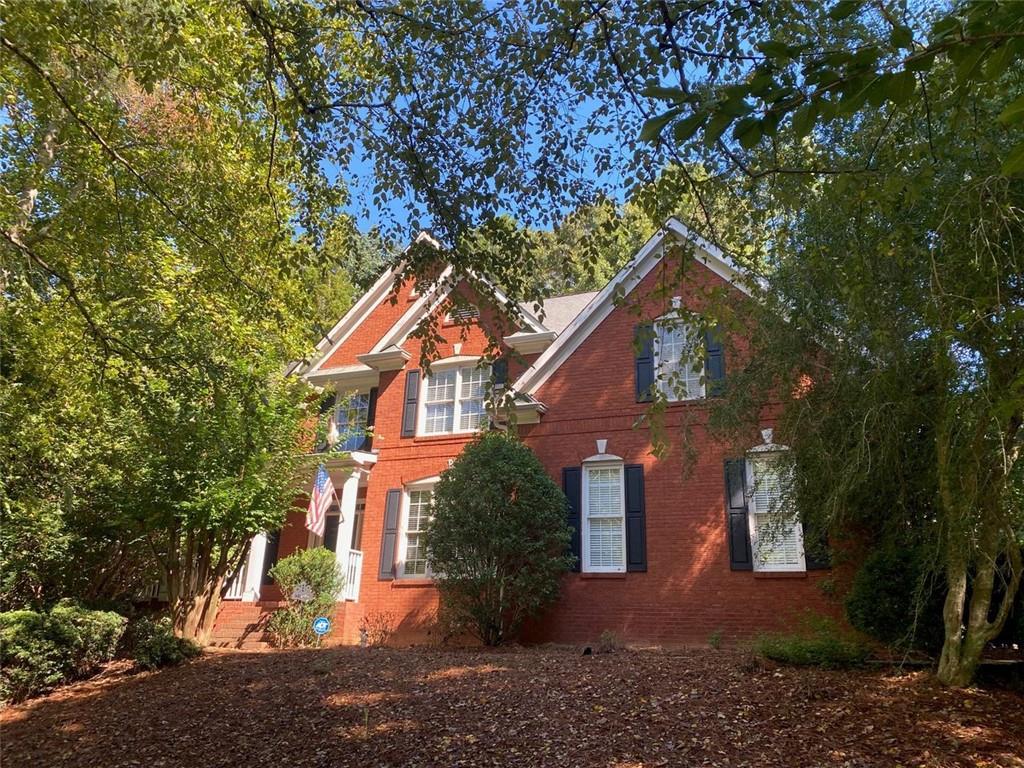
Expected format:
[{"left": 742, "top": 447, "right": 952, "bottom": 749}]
[
  {"left": 1, "top": 1, "right": 324, "bottom": 641},
  {"left": 610, "top": 0, "right": 1024, "bottom": 687},
  {"left": 426, "top": 432, "right": 573, "bottom": 646}
]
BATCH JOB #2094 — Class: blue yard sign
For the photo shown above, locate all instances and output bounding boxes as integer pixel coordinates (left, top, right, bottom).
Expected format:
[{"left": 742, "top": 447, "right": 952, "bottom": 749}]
[{"left": 312, "top": 616, "right": 331, "bottom": 636}]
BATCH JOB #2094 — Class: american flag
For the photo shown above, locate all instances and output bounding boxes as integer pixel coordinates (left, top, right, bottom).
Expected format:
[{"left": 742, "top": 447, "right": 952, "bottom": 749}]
[{"left": 306, "top": 464, "right": 335, "bottom": 538}]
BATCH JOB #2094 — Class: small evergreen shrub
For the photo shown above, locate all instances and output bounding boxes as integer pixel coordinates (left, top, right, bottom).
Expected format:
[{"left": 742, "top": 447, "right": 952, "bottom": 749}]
[
  {"left": 0, "top": 602, "right": 127, "bottom": 702},
  {"left": 129, "top": 616, "right": 201, "bottom": 670},
  {"left": 708, "top": 629, "right": 724, "bottom": 649},
  {"left": 426, "top": 432, "right": 573, "bottom": 646},
  {"left": 754, "top": 616, "right": 870, "bottom": 669},
  {"left": 845, "top": 541, "right": 945, "bottom": 652},
  {"left": 266, "top": 547, "right": 344, "bottom": 647}
]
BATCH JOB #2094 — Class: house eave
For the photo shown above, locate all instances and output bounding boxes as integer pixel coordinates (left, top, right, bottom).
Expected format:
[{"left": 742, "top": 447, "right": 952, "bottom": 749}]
[
  {"left": 503, "top": 330, "right": 557, "bottom": 355},
  {"left": 357, "top": 346, "right": 411, "bottom": 371},
  {"left": 304, "top": 364, "right": 380, "bottom": 391}
]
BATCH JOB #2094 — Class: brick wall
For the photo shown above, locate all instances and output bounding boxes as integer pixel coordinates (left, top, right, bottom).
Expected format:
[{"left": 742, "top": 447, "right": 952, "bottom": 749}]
[{"left": 217, "top": 252, "right": 842, "bottom": 648}]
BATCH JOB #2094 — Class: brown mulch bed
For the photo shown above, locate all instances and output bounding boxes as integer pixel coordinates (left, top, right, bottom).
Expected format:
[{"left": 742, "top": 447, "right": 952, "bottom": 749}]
[{"left": 2, "top": 646, "right": 1022, "bottom": 767}]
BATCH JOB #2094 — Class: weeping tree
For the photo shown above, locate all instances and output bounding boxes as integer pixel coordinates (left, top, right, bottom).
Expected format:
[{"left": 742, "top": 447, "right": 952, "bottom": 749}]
[{"left": 626, "top": 0, "right": 1024, "bottom": 685}]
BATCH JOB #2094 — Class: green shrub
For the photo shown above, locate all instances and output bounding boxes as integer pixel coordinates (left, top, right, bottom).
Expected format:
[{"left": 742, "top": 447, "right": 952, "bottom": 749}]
[
  {"left": 426, "top": 432, "right": 573, "bottom": 646},
  {"left": 0, "top": 602, "right": 127, "bottom": 702},
  {"left": 754, "top": 616, "right": 870, "bottom": 669},
  {"left": 266, "top": 547, "right": 343, "bottom": 647},
  {"left": 845, "top": 541, "right": 945, "bottom": 652},
  {"left": 128, "top": 616, "right": 201, "bottom": 670}
]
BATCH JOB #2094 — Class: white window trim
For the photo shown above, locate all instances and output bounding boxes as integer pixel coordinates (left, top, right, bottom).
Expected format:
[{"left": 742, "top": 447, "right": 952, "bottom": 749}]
[
  {"left": 581, "top": 460, "right": 627, "bottom": 574},
  {"left": 745, "top": 456, "right": 806, "bottom": 573},
  {"left": 397, "top": 479, "right": 437, "bottom": 579},
  {"left": 652, "top": 318, "right": 706, "bottom": 402},
  {"left": 417, "top": 363, "right": 491, "bottom": 436}
]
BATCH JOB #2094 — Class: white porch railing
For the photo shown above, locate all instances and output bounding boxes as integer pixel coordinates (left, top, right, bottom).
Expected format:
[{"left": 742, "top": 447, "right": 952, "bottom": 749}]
[
  {"left": 343, "top": 549, "right": 363, "bottom": 601},
  {"left": 223, "top": 561, "right": 248, "bottom": 600}
]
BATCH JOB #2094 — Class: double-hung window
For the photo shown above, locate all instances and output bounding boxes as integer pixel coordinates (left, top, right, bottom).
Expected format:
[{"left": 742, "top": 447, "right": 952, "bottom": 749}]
[
  {"left": 399, "top": 488, "right": 433, "bottom": 577},
  {"left": 335, "top": 393, "right": 369, "bottom": 451},
  {"left": 654, "top": 322, "right": 704, "bottom": 401},
  {"left": 582, "top": 463, "right": 626, "bottom": 572},
  {"left": 421, "top": 364, "right": 490, "bottom": 435},
  {"left": 748, "top": 457, "right": 805, "bottom": 571}
]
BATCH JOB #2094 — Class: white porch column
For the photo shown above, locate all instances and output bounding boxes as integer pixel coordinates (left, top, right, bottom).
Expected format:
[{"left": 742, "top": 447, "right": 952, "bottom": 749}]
[
  {"left": 334, "top": 469, "right": 362, "bottom": 599},
  {"left": 241, "top": 532, "right": 268, "bottom": 602}
]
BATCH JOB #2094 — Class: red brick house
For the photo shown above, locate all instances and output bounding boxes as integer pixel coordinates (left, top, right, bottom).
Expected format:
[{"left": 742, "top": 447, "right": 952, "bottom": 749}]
[{"left": 212, "top": 219, "right": 834, "bottom": 647}]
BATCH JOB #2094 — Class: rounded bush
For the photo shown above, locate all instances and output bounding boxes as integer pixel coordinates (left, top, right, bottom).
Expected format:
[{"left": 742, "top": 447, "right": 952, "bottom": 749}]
[
  {"left": 266, "top": 547, "right": 343, "bottom": 647},
  {"left": 426, "top": 431, "right": 573, "bottom": 646},
  {"left": 0, "top": 602, "right": 127, "bottom": 702},
  {"left": 128, "top": 616, "right": 200, "bottom": 670}
]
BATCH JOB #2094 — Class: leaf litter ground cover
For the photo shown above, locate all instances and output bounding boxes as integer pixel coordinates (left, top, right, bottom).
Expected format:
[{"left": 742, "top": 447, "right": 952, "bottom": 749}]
[{"left": 2, "top": 646, "right": 1021, "bottom": 767}]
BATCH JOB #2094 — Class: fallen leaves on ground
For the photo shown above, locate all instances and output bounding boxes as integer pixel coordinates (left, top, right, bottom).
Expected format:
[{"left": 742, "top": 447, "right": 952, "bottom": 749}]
[{"left": 2, "top": 646, "right": 1021, "bottom": 767}]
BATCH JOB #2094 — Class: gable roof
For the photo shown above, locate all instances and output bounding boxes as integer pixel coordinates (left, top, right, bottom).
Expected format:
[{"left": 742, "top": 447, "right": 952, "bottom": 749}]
[
  {"left": 368, "top": 268, "right": 547, "bottom": 354},
  {"left": 511, "top": 217, "right": 751, "bottom": 396},
  {"left": 298, "top": 231, "right": 443, "bottom": 379}
]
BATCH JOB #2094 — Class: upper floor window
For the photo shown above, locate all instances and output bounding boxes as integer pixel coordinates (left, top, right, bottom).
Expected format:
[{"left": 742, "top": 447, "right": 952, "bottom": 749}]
[
  {"left": 654, "top": 321, "right": 705, "bottom": 401},
  {"left": 582, "top": 463, "right": 626, "bottom": 573},
  {"left": 334, "top": 393, "right": 369, "bottom": 451},
  {"left": 420, "top": 364, "right": 490, "bottom": 435},
  {"left": 748, "top": 456, "right": 805, "bottom": 572},
  {"left": 399, "top": 487, "right": 433, "bottom": 577}
]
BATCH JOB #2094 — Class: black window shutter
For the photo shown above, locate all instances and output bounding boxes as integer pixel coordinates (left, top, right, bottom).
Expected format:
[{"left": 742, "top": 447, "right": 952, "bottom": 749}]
[
  {"left": 400, "top": 370, "right": 420, "bottom": 437},
  {"left": 624, "top": 465, "right": 647, "bottom": 572},
  {"left": 361, "top": 387, "right": 379, "bottom": 450},
  {"left": 725, "top": 459, "right": 753, "bottom": 570},
  {"left": 562, "top": 467, "right": 582, "bottom": 572},
  {"left": 803, "top": 523, "right": 831, "bottom": 570},
  {"left": 378, "top": 488, "right": 402, "bottom": 580},
  {"left": 635, "top": 324, "right": 655, "bottom": 403},
  {"left": 705, "top": 325, "right": 726, "bottom": 396},
  {"left": 492, "top": 357, "right": 508, "bottom": 388},
  {"left": 315, "top": 392, "right": 337, "bottom": 452}
]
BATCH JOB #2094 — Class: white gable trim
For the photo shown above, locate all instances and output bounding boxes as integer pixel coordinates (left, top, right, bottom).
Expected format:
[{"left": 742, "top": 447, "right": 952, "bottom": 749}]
[
  {"left": 368, "top": 265, "right": 457, "bottom": 353},
  {"left": 301, "top": 263, "right": 403, "bottom": 379},
  {"left": 302, "top": 232, "right": 446, "bottom": 380},
  {"left": 512, "top": 218, "right": 753, "bottom": 396},
  {"left": 370, "top": 268, "right": 547, "bottom": 354}
]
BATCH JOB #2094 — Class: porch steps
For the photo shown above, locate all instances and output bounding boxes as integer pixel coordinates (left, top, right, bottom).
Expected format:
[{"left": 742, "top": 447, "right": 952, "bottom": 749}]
[
  {"left": 210, "top": 599, "right": 363, "bottom": 648},
  {"left": 209, "top": 601, "right": 277, "bottom": 649}
]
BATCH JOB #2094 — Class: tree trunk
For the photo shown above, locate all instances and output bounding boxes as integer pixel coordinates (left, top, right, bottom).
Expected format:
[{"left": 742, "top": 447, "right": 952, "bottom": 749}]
[
  {"left": 935, "top": 515, "right": 1021, "bottom": 687},
  {"left": 171, "top": 574, "right": 224, "bottom": 645}
]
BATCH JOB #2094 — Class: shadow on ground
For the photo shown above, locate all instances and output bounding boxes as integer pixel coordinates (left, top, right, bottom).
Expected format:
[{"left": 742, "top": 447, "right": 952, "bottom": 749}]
[{"left": 3, "top": 646, "right": 1022, "bottom": 768}]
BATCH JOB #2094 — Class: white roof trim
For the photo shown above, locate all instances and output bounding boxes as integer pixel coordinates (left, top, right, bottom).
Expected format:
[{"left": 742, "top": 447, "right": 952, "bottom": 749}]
[
  {"left": 302, "top": 262, "right": 404, "bottom": 379},
  {"left": 304, "top": 363, "right": 379, "bottom": 390},
  {"left": 357, "top": 346, "right": 411, "bottom": 371},
  {"left": 512, "top": 218, "right": 753, "bottom": 396},
  {"left": 503, "top": 330, "right": 557, "bottom": 355},
  {"left": 302, "top": 230, "right": 449, "bottom": 380},
  {"left": 369, "top": 265, "right": 456, "bottom": 353},
  {"left": 371, "top": 267, "right": 547, "bottom": 354}
]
